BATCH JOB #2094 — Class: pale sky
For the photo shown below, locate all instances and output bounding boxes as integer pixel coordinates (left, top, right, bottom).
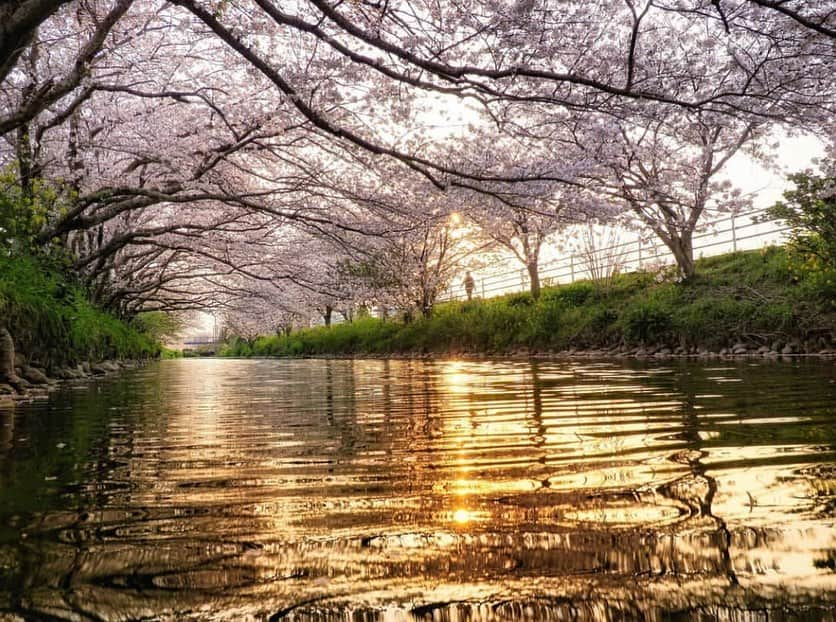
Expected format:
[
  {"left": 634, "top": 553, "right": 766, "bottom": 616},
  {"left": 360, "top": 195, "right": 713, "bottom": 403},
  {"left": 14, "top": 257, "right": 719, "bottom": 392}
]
[{"left": 726, "top": 132, "right": 826, "bottom": 210}]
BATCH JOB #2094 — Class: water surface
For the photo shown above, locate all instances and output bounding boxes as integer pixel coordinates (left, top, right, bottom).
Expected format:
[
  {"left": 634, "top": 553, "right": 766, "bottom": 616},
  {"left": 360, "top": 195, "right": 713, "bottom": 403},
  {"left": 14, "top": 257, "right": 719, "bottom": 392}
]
[{"left": 0, "top": 358, "right": 835, "bottom": 620}]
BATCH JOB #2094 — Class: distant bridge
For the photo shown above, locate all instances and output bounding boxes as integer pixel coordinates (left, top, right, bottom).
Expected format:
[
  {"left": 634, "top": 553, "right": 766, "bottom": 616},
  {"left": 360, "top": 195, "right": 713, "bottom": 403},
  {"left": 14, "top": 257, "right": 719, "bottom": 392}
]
[{"left": 181, "top": 339, "right": 220, "bottom": 356}]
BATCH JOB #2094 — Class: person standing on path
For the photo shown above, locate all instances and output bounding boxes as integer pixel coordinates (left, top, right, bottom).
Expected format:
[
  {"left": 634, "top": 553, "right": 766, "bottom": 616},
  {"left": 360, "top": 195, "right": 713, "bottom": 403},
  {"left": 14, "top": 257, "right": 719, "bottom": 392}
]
[{"left": 464, "top": 271, "right": 475, "bottom": 301}]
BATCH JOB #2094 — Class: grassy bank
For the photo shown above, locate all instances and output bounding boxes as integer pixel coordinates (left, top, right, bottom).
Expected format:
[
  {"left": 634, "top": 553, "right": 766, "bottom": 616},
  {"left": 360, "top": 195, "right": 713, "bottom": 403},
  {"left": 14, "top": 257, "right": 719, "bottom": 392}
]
[
  {"left": 220, "top": 247, "right": 835, "bottom": 357},
  {"left": 0, "top": 253, "right": 160, "bottom": 366}
]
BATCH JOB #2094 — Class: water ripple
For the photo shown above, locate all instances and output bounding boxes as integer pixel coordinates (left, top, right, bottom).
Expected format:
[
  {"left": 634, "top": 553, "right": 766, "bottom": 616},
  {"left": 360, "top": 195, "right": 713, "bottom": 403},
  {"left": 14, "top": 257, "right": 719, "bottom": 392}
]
[{"left": 0, "top": 358, "right": 834, "bottom": 620}]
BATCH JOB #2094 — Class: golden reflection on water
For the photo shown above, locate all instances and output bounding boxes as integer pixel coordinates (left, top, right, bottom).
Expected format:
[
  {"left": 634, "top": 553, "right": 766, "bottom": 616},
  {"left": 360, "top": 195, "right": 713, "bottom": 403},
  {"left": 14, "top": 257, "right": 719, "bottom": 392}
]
[{"left": 0, "top": 358, "right": 834, "bottom": 620}]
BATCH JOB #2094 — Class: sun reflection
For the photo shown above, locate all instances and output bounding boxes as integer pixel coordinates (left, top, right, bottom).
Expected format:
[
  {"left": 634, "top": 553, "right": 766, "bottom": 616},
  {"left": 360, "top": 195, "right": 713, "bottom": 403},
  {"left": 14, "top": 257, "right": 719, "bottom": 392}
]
[
  {"left": 441, "top": 361, "right": 473, "bottom": 395},
  {"left": 452, "top": 508, "right": 473, "bottom": 524}
]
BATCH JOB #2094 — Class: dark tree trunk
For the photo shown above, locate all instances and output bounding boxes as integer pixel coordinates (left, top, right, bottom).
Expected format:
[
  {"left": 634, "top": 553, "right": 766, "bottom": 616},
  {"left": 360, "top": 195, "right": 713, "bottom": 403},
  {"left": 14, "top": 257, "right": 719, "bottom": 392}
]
[
  {"left": 16, "top": 123, "right": 34, "bottom": 201},
  {"left": 323, "top": 305, "right": 332, "bottom": 327},
  {"left": 665, "top": 231, "right": 695, "bottom": 278},
  {"left": 419, "top": 293, "right": 433, "bottom": 318},
  {"left": 0, "top": 1, "right": 71, "bottom": 83},
  {"left": 527, "top": 260, "right": 541, "bottom": 299}
]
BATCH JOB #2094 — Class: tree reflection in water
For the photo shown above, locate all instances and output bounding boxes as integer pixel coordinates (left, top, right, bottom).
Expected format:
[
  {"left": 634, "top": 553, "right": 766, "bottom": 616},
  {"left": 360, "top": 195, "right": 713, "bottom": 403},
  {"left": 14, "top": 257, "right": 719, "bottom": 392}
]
[{"left": 0, "top": 358, "right": 834, "bottom": 620}]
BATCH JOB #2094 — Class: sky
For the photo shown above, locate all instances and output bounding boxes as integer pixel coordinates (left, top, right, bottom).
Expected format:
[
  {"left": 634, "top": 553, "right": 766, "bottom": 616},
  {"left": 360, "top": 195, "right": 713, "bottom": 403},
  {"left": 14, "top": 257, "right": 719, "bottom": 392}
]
[{"left": 727, "top": 133, "right": 826, "bottom": 209}]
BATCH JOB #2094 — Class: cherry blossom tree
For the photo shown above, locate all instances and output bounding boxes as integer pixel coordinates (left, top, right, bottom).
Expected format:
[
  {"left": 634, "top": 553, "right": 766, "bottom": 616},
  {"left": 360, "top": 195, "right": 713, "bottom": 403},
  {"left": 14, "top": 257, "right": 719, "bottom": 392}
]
[
  {"left": 2, "top": 0, "right": 835, "bottom": 323},
  {"left": 565, "top": 107, "right": 760, "bottom": 277},
  {"left": 337, "top": 208, "right": 478, "bottom": 319},
  {"left": 0, "top": 0, "right": 134, "bottom": 137},
  {"left": 223, "top": 290, "right": 308, "bottom": 342},
  {"left": 0, "top": 0, "right": 436, "bottom": 317},
  {"left": 216, "top": 0, "right": 836, "bottom": 123},
  {"left": 455, "top": 135, "right": 608, "bottom": 297},
  {"left": 155, "top": 0, "right": 830, "bottom": 283}
]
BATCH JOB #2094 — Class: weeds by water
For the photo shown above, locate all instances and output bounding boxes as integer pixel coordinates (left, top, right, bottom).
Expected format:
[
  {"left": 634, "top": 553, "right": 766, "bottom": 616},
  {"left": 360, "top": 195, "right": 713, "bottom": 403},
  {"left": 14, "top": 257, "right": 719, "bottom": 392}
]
[
  {"left": 220, "top": 247, "right": 835, "bottom": 357},
  {"left": 0, "top": 253, "right": 160, "bottom": 364}
]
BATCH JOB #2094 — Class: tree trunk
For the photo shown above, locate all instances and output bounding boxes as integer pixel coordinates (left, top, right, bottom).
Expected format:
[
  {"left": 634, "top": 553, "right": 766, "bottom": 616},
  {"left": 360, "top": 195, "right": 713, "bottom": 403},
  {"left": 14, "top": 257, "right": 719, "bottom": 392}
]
[
  {"left": 419, "top": 292, "right": 433, "bottom": 318},
  {"left": 16, "top": 123, "right": 34, "bottom": 201},
  {"left": 527, "top": 261, "right": 541, "bottom": 299},
  {"left": 0, "top": 1, "right": 72, "bottom": 85},
  {"left": 323, "top": 305, "right": 332, "bottom": 327},
  {"left": 665, "top": 231, "right": 695, "bottom": 278}
]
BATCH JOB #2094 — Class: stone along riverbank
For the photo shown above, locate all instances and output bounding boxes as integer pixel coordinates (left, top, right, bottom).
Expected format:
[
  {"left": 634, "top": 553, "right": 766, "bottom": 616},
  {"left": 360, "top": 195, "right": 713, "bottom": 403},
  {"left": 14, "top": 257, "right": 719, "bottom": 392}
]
[{"left": 0, "top": 326, "right": 150, "bottom": 402}]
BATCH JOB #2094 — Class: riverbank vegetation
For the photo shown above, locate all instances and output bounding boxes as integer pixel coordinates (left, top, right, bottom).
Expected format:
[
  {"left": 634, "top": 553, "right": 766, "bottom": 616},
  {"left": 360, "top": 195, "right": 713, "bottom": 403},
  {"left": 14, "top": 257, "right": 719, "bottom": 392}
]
[
  {"left": 219, "top": 247, "right": 835, "bottom": 358},
  {"left": 0, "top": 252, "right": 161, "bottom": 369},
  {"left": 0, "top": 171, "right": 181, "bottom": 382}
]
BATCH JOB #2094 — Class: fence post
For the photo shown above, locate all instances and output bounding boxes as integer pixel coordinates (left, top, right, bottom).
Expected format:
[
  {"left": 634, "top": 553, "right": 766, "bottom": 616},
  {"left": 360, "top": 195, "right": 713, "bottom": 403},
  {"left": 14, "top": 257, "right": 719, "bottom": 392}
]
[
  {"left": 481, "top": 278, "right": 485, "bottom": 299},
  {"left": 731, "top": 214, "right": 737, "bottom": 252},
  {"left": 637, "top": 238, "right": 642, "bottom": 270},
  {"left": 570, "top": 256, "right": 575, "bottom": 283}
]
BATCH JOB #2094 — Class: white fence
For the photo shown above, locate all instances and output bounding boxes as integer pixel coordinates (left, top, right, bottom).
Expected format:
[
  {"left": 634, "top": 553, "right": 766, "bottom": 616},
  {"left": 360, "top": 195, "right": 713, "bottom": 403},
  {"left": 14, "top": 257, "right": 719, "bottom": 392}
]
[{"left": 441, "top": 209, "right": 790, "bottom": 301}]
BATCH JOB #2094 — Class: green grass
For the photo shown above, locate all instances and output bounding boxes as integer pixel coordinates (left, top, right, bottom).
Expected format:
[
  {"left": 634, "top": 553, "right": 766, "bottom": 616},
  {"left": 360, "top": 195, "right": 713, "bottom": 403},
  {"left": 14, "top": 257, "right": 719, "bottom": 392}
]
[
  {"left": 0, "top": 253, "right": 160, "bottom": 366},
  {"left": 220, "top": 247, "right": 835, "bottom": 358}
]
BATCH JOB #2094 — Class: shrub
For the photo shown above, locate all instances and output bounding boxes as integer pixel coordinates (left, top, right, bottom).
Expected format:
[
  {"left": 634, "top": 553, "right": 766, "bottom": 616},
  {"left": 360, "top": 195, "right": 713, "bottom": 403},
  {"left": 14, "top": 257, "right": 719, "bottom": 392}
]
[
  {"left": 543, "top": 281, "right": 595, "bottom": 307},
  {"left": 767, "top": 168, "right": 836, "bottom": 269},
  {"left": 622, "top": 298, "right": 673, "bottom": 344},
  {"left": 506, "top": 292, "right": 534, "bottom": 308}
]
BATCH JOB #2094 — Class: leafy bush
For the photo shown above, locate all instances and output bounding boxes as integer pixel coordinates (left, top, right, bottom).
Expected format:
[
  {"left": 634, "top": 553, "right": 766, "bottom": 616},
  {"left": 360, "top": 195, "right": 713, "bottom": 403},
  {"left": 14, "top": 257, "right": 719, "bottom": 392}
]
[
  {"left": 621, "top": 297, "right": 674, "bottom": 344},
  {"left": 767, "top": 168, "right": 836, "bottom": 269},
  {"left": 796, "top": 268, "right": 836, "bottom": 309},
  {"left": 587, "top": 307, "right": 619, "bottom": 340},
  {"left": 132, "top": 311, "right": 184, "bottom": 342},
  {"left": 542, "top": 281, "right": 595, "bottom": 307},
  {"left": 506, "top": 292, "right": 534, "bottom": 308},
  {"left": 0, "top": 167, "right": 71, "bottom": 251}
]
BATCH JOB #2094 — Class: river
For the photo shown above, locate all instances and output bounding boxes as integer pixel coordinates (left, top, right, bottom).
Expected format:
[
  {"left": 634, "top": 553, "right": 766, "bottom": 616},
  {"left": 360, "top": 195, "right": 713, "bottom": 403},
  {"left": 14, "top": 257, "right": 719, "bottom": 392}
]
[{"left": 0, "top": 358, "right": 834, "bottom": 620}]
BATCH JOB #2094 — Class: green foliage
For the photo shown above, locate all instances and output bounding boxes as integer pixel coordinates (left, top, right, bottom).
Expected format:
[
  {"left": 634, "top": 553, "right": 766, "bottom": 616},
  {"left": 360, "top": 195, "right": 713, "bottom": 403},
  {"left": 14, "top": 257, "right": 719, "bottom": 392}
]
[
  {"left": 132, "top": 311, "right": 184, "bottom": 342},
  {"left": 0, "top": 254, "right": 160, "bottom": 365},
  {"left": 217, "top": 247, "right": 835, "bottom": 357},
  {"left": 767, "top": 168, "right": 836, "bottom": 269},
  {"left": 542, "top": 281, "right": 596, "bottom": 307},
  {"left": 0, "top": 168, "right": 70, "bottom": 251},
  {"left": 621, "top": 298, "right": 674, "bottom": 344},
  {"left": 0, "top": 180, "right": 165, "bottom": 362},
  {"left": 796, "top": 268, "right": 836, "bottom": 309},
  {"left": 220, "top": 318, "right": 403, "bottom": 357},
  {"left": 505, "top": 292, "right": 534, "bottom": 308},
  {"left": 692, "top": 246, "right": 792, "bottom": 286}
]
